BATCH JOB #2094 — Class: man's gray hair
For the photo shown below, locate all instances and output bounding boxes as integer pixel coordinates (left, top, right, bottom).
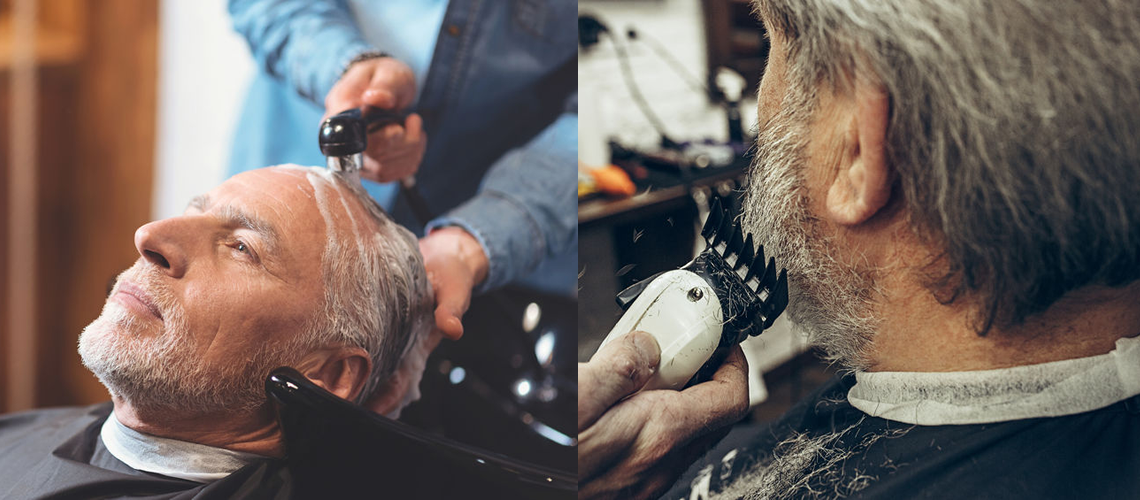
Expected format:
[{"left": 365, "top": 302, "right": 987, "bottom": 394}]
[
  {"left": 301, "top": 167, "right": 434, "bottom": 404},
  {"left": 755, "top": 0, "right": 1140, "bottom": 331}
]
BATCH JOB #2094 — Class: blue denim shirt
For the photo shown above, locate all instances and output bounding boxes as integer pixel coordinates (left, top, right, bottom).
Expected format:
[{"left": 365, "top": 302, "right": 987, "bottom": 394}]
[{"left": 227, "top": 0, "right": 578, "bottom": 295}]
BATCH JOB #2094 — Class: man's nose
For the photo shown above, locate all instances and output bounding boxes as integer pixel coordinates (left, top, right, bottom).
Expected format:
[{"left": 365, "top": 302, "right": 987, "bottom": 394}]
[{"left": 134, "top": 218, "right": 190, "bottom": 278}]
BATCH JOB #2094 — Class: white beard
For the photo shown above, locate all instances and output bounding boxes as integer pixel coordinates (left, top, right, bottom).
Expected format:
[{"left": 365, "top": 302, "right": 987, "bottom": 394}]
[
  {"left": 79, "top": 264, "right": 303, "bottom": 415},
  {"left": 740, "top": 88, "right": 881, "bottom": 372},
  {"left": 710, "top": 419, "right": 909, "bottom": 500}
]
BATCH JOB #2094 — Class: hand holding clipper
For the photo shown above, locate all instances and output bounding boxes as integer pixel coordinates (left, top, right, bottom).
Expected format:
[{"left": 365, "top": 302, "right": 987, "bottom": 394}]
[{"left": 594, "top": 198, "right": 788, "bottom": 390}]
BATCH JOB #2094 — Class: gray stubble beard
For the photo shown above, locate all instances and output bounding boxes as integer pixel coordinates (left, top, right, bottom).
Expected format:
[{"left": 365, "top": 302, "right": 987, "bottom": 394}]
[
  {"left": 78, "top": 264, "right": 302, "bottom": 416},
  {"left": 723, "top": 90, "right": 894, "bottom": 495},
  {"left": 740, "top": 87, "right": 881, "bottom": 373}
]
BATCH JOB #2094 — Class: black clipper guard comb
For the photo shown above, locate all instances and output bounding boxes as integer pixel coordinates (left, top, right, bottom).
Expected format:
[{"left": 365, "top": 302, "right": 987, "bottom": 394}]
[{"left": 616, "top": 197, "right": 789, "bottom": 387}]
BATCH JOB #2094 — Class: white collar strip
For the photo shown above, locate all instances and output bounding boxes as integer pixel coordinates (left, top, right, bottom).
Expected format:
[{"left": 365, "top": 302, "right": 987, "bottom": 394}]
[
  {"left": 99, "top": 412, "right": 263, "bottom": 483},
  {"left": 848, "top": 336, "right": 1140, "bottom": 426}
]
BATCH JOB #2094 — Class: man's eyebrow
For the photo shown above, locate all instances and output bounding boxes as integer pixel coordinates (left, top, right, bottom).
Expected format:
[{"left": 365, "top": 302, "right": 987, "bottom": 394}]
[
  {"left": 188, "top": 194, "right": 209, "bottom": 211},
  {"left": 187, "top": 194, "right": 281, "bottom": 256}
]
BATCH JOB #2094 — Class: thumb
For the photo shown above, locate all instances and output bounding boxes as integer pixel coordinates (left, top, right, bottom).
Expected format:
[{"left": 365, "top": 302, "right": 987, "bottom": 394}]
[
  {"left": 432, "top": 274, "right": 471, "bottom": 341},
  {"left": 435, "top": 304, "right": 464, "bottom": 341},
  {"left": 578, "top": 331, "right": 661, "bottom": 431}
]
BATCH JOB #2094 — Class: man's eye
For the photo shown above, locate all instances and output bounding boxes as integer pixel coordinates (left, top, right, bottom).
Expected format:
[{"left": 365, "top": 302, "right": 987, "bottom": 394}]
[
  {"left": 232, "top": 240, "right": 254, "bottom": 257},
  {"left": 227, "top": 239, "right": 261, "bottom": 265}
]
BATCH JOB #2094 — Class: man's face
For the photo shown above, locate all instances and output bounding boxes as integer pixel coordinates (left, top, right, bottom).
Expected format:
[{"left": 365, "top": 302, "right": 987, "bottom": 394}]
[
  {"left": 80, "top": 167, "right": 346, "bottom": 414},
  {"left": 742, "top": 28, "right": 879, "bottom": 370}
]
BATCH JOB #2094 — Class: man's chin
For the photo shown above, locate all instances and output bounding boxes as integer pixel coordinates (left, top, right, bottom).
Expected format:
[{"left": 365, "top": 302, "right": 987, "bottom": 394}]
[
  {"left": 79, "top": 308, "right": 286, "bottom": 415},
  {"left": 78, "top": 301, "right": 191, "bottom": 409}
]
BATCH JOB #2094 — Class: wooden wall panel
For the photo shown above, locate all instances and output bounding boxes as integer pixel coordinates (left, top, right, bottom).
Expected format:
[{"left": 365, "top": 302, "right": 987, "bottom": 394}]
[
  {"left": 0, "top": 74, "right": 8, "bottom": 414},
  {"left": 35, "top": 63, "right": 83, "bottom": 407},
  {"left": 1, "top": 0, "right": 156, "bottom": 410},
  {"left": 52, "top": 0, "right": 158, "bottom": 407}
]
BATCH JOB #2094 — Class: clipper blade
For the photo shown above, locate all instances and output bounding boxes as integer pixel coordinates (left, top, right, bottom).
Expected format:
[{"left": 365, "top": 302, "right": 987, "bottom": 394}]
[
  {"left": 615, "top": 197, "right": 790, "bottom": 338},
  {"left": 688, "top": 197, "right": 789, "bottom": 342},
  {"left": 610, "top": 196, "right": 791, "bottom": 389}
]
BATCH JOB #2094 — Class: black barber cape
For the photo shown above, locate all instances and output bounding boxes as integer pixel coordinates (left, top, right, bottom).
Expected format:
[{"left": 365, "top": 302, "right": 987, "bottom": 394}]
[
  {"left": 665, "top": 375, "right": 1140, "bottom": 499},
  {"left": 0, "top": 403, "right": 292, "bottom": 499}
]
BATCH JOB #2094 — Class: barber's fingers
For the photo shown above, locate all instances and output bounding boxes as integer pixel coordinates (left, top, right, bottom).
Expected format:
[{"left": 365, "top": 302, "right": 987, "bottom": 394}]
[
  {"left": 423, "top": 261, "right": 471, "bottom": 341},
  {"left": 402, "top": 113, "right": 425, "bottom": 148},
  {"left": 324, "top": 57, "right": 415, "bottom": 120},
  {"left": 671, "top": 346, "right": 750, "bottom": 429},
  {"left": 325, "top": 63, "right": 378, "bottom": 117},
  {"left": 577, "top": 392, "right": 655, "bottom": 484},
  {"left": 578, "top": 349, "right": 747, "bottom": 498},
  {"left": 363, "top": 59, "right": 415, "bottom": 110},
  {"left": 434, "top": 303, "right": 465, "bottom": 340},
  {"left": 577, "top": 385, "right": 726, "bottom": 497},
  {"left": 602, "top": 347, "right": 747, "bottom": 447},
  {"left": 578, "top": 331, "right": 661, "bottom": 431},
  {"left": 418, "top": 228, "right": 487, "bottom": 341},
  {"left": 361, "top": 88, "right": 397, "bottom": 110},
  {"left": 579, "top": 418, "right": 734, "bottom": 500},
  {"left": 360, "top": 114, "right": 427, "bottom": 183},
  {"left": 426, "top": 276, "right": 467, "bottom": 341}
]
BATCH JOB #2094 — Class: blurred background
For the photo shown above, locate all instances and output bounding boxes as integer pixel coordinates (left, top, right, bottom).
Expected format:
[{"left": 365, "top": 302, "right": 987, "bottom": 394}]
[
  {"left": 577, "top": 0, "right": 837, "bottom": 422},
  {"left": 0, "top": 0, "right": 269, "bottom": 414}
]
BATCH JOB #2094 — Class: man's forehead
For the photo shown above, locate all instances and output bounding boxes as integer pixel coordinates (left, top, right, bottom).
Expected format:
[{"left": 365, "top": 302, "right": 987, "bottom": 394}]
[
  {"left": 209, "top": 170, "right": 315, "bottom": 219},
  {"left": 207, "top": 166, "right": 375, "bottom": 250}
]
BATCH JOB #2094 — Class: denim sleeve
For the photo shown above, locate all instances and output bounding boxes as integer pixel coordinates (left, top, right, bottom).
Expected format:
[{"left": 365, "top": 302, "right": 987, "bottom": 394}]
[
  {"left": 426, "top": 105, "right": 578, "bottom": 293},
  {"left": 229, "top": 0, "right": 375, "bottom": 105}
]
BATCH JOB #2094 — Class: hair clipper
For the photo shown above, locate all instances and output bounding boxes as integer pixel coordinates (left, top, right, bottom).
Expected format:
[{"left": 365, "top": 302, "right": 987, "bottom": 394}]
[{"left": 595, "top": 198, "right": 788, "bottom": 391}]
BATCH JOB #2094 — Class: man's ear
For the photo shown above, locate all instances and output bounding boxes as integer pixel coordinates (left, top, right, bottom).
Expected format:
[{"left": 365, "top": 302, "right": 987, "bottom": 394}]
[
  {"left": 298, "top": 347, "right": 371, "bottom": 402},
  {"left": 825, "top": 78, "right": 892, "bottom": 226}
]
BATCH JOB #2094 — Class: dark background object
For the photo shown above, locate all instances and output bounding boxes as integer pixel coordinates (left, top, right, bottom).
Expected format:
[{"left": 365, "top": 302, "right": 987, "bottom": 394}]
[
  {"left": 268, "top": 286, "right": 576, "bottom": 498},
  {"left": 267, "top": 367, "right": 574, "bottom": 499},
  {"left": 402, "top": 287, "right": 577, "bottom": 471},
  {"left": 702, "top": 0, "right": 770, "bottom": 101},
  {"left": 578, "top": 14, "right": 608, "bottom": 50}
]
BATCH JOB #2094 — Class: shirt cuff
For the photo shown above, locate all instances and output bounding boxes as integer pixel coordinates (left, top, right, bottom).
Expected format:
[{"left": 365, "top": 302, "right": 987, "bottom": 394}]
[{"left": 425, "top": 192, "right": 542, "bottom": 295}]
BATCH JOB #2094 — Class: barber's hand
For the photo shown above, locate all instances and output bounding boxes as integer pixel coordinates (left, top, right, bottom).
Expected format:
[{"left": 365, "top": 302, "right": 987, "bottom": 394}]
[
  {"left": 578, "top": 331, "right": 749, "bottom": 500},
  {"left": 324, "top": 56, "right": 427, "bottom": 183},
  {"left": 419, "top": 226, "right": 489, "bottom": 341}
]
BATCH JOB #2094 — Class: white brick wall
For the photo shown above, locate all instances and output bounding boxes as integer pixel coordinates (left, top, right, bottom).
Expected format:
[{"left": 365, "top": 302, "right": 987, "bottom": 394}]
[
  {"left": 580, "top": 2, "right": 802, "bottom": 405},
  {"left": 578, "top": 0, "right": 758, "bottom": 165}
]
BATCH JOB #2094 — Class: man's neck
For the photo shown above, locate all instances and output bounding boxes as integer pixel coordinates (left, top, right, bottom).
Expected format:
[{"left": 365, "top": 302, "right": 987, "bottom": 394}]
[
  {"left": 111, "top": 400, "right": 285, "bottom": 457},
  {"left": 867, "top": 277, "right": 1140, "bottom": 372}
]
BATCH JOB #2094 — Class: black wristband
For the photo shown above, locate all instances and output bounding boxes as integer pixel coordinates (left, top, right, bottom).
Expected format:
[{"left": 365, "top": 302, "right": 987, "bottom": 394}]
[{"left": 341, "top": 50, "right": 392, "bottom": 78}]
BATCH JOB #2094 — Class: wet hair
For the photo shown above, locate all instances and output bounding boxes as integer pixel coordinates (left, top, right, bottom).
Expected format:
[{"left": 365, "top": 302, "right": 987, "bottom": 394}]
[
  {"left": 294, "top": 166, "right": 434, "bottom": 404},
  {"left": 755, "top": 0, "right": 1140, "bottom": 331}
]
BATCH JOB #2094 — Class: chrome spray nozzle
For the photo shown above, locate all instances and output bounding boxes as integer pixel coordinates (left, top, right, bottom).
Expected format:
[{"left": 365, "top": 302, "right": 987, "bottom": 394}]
[
  {"left": 318, "top": 107, "right": 407, "bottom": 173},
  {"left": 316, "top": 106, "right": 438, "bottom": 224},
  {"left": 326, "top": 153, "right": 363, "bottom": 174},
  {"left": 319, "top": 107, "right": 407, "bottom": 189}
]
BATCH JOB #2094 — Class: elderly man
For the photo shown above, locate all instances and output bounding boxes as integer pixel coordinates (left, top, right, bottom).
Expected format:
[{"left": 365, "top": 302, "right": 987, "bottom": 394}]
[
  {"left": 0, "top": 166, "right": 434, "bottom": 497},
  {"left": 580, "top": 1, "right": 1140, "bottom": 498}
]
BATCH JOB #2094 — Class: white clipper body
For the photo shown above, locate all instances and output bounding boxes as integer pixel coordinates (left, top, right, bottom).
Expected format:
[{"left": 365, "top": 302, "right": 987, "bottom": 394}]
[
  {"left": 591, "top": 198, "right": 789, "bottom": 393},
  {"left": 597, "top": 270, "right": 724, "bottom": 391}
]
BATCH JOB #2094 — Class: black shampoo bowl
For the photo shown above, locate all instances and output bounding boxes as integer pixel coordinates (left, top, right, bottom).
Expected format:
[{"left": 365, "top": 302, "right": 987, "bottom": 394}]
[{"left": 266, "top": 367, "right": 576, "bottom": 499}]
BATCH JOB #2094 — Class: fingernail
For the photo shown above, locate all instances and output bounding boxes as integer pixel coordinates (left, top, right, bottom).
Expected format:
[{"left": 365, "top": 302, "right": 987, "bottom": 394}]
[{"left": 630, "top": 332, "right": 660, "bottom": 360}]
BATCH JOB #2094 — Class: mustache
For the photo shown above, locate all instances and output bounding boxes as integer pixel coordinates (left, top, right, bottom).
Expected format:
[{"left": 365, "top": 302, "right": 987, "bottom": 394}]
[{"left": 111, "top": 263, "right": 177, "bottom": 320}]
